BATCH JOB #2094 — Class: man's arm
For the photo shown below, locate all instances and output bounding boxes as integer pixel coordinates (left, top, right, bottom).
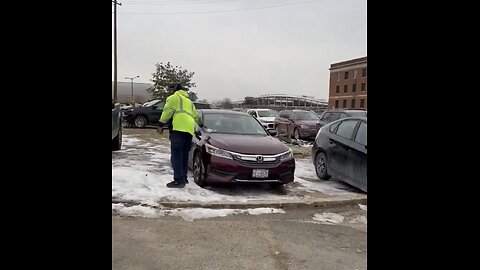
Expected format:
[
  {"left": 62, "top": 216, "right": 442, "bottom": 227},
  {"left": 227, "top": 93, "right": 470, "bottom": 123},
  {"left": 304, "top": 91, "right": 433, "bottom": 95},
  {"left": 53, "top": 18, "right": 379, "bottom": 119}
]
[{"left": 159, "top": 95, "right": 177, "bottom": 126}]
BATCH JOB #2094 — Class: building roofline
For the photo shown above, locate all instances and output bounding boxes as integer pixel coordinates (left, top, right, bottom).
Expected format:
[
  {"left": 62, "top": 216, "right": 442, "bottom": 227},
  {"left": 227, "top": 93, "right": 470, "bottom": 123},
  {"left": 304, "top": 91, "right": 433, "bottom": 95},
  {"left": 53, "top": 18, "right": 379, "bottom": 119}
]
[{"left": 330, "top": 56, "right": 367, "bottom": 70}]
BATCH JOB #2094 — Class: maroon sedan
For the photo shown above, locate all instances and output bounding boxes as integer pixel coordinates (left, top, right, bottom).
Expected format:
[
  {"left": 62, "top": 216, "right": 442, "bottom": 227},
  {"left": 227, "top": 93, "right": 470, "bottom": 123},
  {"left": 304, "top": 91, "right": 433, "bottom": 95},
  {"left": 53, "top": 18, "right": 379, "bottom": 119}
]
[
  {"left": 274, "top": 110, "right": 320, "bottom": 140},
  {"left": 188, "top": 110, "right": 295, "bottom": 187}
]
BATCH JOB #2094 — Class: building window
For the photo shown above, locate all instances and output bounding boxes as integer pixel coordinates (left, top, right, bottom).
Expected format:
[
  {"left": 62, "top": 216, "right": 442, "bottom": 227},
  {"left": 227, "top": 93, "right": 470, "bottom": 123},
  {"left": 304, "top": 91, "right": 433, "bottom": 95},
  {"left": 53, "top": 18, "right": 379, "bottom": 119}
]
[
  {"left": 361, "top": 82, "right": 366, "bottom": 91},
  {"left": 344, "top": 85, "right": 348, "bottom": 93},
  {"left": 360, "top": 98, "right": 365, "bottom": 108},
  {"left": 344, "top": 72, "right": 348, "bottom": 80},
  {"left": 353, "top": 70, "right": 357, "bottom": 79},
  {"left": 352, "top": 84, "right": 357, "bottom": 92},
  {"left": 336, "top": 85, "right": 339, "bottom": 93},
  {"left": 335, "top": 100, "right": 339, "bottom": 108},
  {"left": 351, "top": 99, "right": 356, "bottom": 108},
  {"left": 362, "top": 68, "right": 367, "bottom": 77},
  {"left": 343, "top": 100, "right": 347, "bottom": 108},
  {"left": 337, "top": 73, "right": 340, "bottom": 81}
]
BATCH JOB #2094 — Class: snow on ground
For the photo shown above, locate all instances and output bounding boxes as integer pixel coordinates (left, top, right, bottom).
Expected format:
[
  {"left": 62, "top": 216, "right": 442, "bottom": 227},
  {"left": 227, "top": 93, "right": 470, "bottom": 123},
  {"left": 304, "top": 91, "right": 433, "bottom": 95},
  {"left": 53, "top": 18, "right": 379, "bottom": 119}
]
[
  {"left": 112, "top": 203, "right": 284, "bottom": 221},
  {"left": 113, "top": 133, "right": 363, "bottom": 215},
  {"left": 358, "top": 204, "right": 367, "bottom": 211},
  {"left": 312, "top": 213, "right": 346, "bottom": 224}
]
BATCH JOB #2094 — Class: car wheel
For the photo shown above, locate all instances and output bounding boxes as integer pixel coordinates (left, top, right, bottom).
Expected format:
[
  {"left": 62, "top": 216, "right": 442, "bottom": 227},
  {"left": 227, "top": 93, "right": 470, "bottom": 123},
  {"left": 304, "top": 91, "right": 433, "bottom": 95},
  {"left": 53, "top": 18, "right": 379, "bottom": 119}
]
[
  {"left": 112, "top": 127, "right": 122, "bottom": 151},
  {"left": 269, "top": 182, "right": 285, "bottom": 188},
  {"left": 315, "top": 152, "right": 331, "bottom": 180},
  {"left": 134, "top": 115, "right": 147, "bottom": 128},
  {"left": 193, "top": 152, "right": 207, "bottom": 187},
  {"left": 293, "top": 128, "right": 300, "bottom": 140}
]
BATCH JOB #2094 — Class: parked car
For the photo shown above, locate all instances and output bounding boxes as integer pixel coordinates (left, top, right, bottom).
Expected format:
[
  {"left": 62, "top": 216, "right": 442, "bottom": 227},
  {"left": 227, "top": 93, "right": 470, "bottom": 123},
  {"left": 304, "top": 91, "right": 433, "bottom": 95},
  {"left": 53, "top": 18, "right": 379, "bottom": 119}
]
[
  {"left": 112, "top": 100, "right": 123, "bottom": 151},
  {"left": 246, "top": 109, "right": 278, "bottom": 135},
  {"left": 274, "top": 110, "right": 320, "bottom": 140},
  {"left": 311, "top": 117, "right": 367, "bottom": 192},
  {"left": 188, "top": 109, "right": 295, "bottom": 187},
  {"left": 318, "top": 109, "right": 367, "bottom": 128},
  {"left": 123, "top": 99, "right": 211, "bottom": 128}
]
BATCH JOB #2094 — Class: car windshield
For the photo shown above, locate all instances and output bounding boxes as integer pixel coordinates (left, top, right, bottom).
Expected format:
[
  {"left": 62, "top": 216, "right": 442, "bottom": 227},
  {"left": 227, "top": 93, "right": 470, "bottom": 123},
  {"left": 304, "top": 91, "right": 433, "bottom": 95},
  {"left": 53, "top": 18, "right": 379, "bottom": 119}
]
[
  {"left": 348, "top": 111, "right": 367, "bottom": 117},
  {"left": 203, "top": 113, "right": 267, "bottom": 135},
  {"left": 257, "top": 110, "right": 278, "bottom": 117},
  {"left": 143, "top": 100, "right": 160, "bottom": 107},
  {"left": 295, "top": 112, "right": 319, "bottom": 120}
]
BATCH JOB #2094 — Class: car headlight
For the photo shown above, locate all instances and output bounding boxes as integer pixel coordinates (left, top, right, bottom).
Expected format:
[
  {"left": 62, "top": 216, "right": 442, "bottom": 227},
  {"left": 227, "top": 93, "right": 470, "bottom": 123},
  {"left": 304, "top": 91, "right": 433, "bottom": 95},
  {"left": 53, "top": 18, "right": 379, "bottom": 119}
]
[
  {"left": 279, "top": 149, "right": 293, "bottom": 161},
  {"left": 205, "top": 144, "right": 233, "bottom": 159}
]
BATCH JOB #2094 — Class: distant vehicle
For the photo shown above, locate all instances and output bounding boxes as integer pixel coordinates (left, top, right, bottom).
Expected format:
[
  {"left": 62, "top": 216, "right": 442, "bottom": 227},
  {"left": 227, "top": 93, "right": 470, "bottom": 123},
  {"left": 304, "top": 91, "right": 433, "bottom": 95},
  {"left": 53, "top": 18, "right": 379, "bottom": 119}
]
[
  {"left": 188, "top": 110, "right": 295, "bottom": 188},
  {"left": 112, "top": 100, "right": 123, "bottom": 151},
  {"left": 312, "top": 117, "right": 367, "bottom": 192},
  {"left": 317, "top": 110, "right": 367, "bottom": 128},
  {"left": 274, "top": 110, "right": 320, "bottom": 140},
  {"left": 246, "top": 109, "right": 278, "bottom": 135},
  {"left": 123, "top": 99, "right": 211, "bottom": 128}
]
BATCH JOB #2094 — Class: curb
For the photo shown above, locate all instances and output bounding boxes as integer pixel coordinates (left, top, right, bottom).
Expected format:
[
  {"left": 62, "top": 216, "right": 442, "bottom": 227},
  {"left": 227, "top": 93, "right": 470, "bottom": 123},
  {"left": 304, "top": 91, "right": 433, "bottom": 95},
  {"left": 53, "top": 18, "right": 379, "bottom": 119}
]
[{"left": 113, "top": 196, "right": 366, "bottom": 210}]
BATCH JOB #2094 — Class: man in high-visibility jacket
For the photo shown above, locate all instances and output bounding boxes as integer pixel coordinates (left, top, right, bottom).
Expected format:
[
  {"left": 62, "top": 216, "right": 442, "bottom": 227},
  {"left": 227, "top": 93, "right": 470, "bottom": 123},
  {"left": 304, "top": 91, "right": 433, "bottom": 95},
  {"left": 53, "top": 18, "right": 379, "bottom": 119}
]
[{"left": 158, "top": 84, "right": 202, "bottom": 188}]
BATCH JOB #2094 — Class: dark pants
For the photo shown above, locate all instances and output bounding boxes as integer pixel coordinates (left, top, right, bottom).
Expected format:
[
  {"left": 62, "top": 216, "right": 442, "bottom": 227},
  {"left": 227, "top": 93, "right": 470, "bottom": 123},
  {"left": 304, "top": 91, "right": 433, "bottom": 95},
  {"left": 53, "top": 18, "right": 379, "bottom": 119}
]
[{"left": 170, "top": 131, "right": 193, "bottom": 183}]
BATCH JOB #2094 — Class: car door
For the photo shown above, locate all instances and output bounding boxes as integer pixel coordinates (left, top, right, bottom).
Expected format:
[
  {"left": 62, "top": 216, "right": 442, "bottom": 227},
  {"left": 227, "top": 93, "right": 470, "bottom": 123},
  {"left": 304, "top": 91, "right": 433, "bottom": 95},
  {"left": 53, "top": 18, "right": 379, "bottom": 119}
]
[
  {"left": 327, "top": 119, "right": 359, "bottom": 182},
  {"left": 350, "top": 120, "right": 367, "bottom": 192},
  {"left": 150, "top": 101, "right": 165, "bottom": 124},
  {"left": 276, "top": 111, "right": 289, "bottom": 135}
]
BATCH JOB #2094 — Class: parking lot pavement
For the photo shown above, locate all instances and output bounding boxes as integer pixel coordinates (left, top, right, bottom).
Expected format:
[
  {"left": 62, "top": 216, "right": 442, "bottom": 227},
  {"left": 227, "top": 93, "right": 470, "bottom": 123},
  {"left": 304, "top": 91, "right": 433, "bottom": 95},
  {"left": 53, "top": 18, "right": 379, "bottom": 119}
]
[
  {"left": 112, "top": 129, "right": 366, "bottom": 216},
  {"left": 112, "top": 204, "right": 367, "bottom": 270}
]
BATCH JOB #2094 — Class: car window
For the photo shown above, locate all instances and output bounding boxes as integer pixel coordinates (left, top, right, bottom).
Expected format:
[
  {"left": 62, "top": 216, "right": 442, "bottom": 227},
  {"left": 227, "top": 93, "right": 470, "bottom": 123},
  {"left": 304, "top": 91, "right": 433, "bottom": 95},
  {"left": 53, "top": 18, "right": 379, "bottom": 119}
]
[
  {"left": 279, "top": 111, "right": 291, "bottom": 118},
  {"left": 348, "top": 111, "right": 367, "bottom": 117},
  {"left": 335, "top": 120, "right": 358, "bottom": 139},
  {"left": 194, "top": 103, "right": 211, "bottom": 109},
  {"left": 257, "top": 110, "right": 277, "bottom": 117},
  {"left": 329, "top": 113, "right": 340, "bottom": 122},
  {"left": 354, "top": 121, "right": 367, "bottom": 146},
  {"left": 154, "top": 102, "right": 165, "bottom": 110},
  {"left": 295, "top": 111, "right": 319, "bottom": 120},
  {"left": 321, "top": 113, "right": 331, "bottom": 121},
  {"left": 329, "top": 121, "right": 340, "bottom": 133},
  {"left": 339, "top": 113, "right": 350, "bottom": 119},
  {"left": 203, "top": 113, "right": 267, "bottom": 135}
]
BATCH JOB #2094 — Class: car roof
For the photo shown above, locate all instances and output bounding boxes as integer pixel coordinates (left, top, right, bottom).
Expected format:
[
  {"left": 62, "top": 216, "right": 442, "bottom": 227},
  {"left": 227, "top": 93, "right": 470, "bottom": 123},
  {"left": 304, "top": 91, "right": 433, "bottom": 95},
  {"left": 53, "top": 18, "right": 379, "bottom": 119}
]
[
  {"left": 248, "top": 108, "right": 275, "bottom": 111},
  {"left": 330, "top": 116, "right": 367, "bottom": 123},
  {"left": 324, "top": 109, "right": 367, "bottom": 113},
  {"left": 199, "top": 109, "right": 249, "bottom": 116}
]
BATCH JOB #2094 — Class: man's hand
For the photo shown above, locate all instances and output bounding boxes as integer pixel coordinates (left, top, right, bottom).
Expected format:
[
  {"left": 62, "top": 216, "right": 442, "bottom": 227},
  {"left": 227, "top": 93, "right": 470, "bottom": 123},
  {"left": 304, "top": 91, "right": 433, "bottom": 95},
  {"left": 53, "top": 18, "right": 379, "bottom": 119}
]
[{"left": 157, "top": 122, "right": 165, "bottom": 134}]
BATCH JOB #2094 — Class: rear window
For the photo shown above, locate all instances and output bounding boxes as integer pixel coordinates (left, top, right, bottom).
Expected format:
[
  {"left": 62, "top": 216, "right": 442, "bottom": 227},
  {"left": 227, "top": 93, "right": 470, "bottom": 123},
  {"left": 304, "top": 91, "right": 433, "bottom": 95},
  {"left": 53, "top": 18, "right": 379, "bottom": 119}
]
[
  {"left": 329, "top": 113, "right": 340, "bottom": 122},
  {"left": 335, "top": 120, "right": 358, "bottom": 139},
  {"left": 194, "top": 103, "right": 211, "bottom": 109}
]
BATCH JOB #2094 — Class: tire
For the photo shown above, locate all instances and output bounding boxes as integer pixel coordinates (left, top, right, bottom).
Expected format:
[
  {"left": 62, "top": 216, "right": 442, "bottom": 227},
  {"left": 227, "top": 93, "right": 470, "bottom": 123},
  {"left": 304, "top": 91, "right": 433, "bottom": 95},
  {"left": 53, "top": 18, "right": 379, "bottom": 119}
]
[
  {"left": 134, "top": 115, "right": 147, "bottom": 128},
  {"left": 315, "top": 152, "right": 331, "bottom": 180},
  {"left": 293, "top": 128, "right": 300, "bottom": 140},
  {"left": 112, "top": 127, "right": 122, "bottom": 151},
  {"left": 269, "top": 182, "right": 285, "bottom": 188},
  {"left": 193, "top": 152, "right": 207, "bottom": 187}
]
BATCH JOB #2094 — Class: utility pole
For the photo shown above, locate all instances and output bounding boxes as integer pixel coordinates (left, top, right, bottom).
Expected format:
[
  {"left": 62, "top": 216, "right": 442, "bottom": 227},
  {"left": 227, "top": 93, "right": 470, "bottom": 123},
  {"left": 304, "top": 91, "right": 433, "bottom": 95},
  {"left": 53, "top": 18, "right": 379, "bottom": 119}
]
[
  {"left": 112, "top": 0, "right": 122, "bottom": 102},
  {"left": 125, "top": 76, "right": 139, "bottom": 104}
]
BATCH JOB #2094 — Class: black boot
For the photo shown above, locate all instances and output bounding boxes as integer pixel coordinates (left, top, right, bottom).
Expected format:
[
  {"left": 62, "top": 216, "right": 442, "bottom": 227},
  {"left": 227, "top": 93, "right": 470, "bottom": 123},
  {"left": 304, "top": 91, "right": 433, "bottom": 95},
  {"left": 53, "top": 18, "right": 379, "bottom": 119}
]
[{"left": 166, "top": 181, "right": 186, "bottom": 188}]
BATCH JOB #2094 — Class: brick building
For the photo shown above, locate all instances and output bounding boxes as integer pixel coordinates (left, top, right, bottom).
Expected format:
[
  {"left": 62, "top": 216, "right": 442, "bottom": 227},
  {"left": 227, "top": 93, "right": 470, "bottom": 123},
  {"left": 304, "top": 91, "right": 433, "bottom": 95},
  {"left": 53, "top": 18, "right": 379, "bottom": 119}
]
[{"left": 328, "top": 56, "right": 367, "bottom": 110}]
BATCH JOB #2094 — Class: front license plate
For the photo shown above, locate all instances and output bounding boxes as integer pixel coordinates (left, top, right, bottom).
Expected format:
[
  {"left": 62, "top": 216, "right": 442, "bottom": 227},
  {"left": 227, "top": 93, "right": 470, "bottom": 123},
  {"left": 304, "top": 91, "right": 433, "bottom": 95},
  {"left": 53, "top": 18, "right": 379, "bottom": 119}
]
[{"left": 252, "top": 169, "right": 269, "bottom": 178}]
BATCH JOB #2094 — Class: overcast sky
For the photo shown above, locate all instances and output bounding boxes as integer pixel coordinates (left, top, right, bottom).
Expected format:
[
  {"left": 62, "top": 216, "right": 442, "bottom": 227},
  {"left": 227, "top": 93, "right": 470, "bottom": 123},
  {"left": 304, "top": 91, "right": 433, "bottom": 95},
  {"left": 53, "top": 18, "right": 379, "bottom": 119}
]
[{"left": 112, "top": 0, "right": 366, "bottom": 101}]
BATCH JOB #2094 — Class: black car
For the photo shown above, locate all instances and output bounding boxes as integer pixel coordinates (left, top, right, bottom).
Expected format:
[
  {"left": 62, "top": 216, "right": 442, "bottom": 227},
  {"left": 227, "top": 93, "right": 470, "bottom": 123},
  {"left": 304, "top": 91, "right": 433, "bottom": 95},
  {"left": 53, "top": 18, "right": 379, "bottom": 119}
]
[
  {"left": 317, "top": 110, "right": 367, "bottom": 128},
  {"left": 311, "top": 117, "right": 367, "bottom": 192},
  {"left": 123, "top": 99, "right": 211, "bottom": 128}
]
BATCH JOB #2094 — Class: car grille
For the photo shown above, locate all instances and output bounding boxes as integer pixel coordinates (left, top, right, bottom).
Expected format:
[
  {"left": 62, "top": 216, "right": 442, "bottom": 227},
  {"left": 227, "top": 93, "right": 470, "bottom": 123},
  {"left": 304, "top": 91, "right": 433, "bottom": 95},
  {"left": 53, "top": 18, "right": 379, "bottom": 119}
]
[{"left": 233, "top": 154, "right": 280, "bottom": 166}]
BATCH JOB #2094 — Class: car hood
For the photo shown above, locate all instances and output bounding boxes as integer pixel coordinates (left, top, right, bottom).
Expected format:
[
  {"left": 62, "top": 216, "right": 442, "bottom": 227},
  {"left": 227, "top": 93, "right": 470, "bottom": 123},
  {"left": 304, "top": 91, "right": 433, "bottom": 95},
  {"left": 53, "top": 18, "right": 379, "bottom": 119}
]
[
  {"left": 258, "top": 117, "right": 276, "bottom": 122},
  {"left": 206, "top": 133, "right": 289, "bottom": 155}
]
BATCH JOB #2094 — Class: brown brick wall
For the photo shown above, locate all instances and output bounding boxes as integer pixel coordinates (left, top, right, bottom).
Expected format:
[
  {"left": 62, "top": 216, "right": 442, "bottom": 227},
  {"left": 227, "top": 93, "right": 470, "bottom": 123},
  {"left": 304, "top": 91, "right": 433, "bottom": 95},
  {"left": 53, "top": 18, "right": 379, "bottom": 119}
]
[{"left": 328, "top": 64, "right": 367, "bottom": 109}]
